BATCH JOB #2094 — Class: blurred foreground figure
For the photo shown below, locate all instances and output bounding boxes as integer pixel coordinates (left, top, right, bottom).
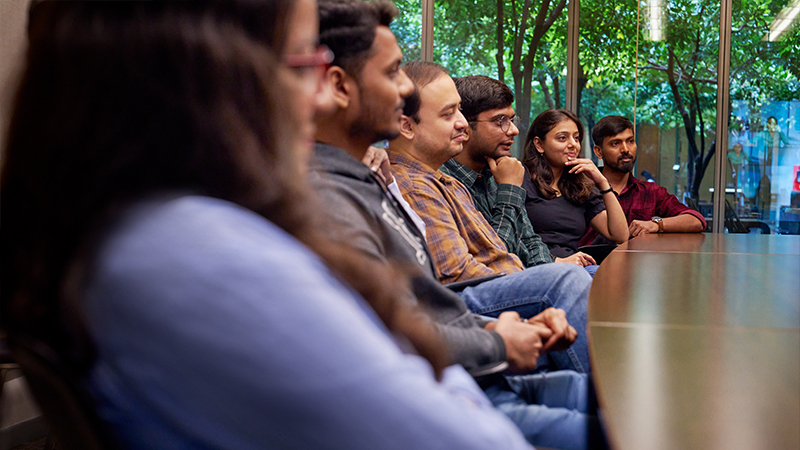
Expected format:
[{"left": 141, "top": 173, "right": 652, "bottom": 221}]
[{"left": 0, "top": 1, "right": 531, "bottom": 448}]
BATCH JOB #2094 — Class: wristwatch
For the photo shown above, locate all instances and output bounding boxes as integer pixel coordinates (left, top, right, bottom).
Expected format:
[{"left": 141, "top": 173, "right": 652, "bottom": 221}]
[{"left": 651, "top": 216, "right": 664, "bottom": 233}]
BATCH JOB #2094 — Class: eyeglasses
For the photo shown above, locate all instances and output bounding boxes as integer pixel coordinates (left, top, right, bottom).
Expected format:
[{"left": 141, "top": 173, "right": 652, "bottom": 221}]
[
  {"left": 284, "top": 45, "right": 334, "bottom": 75},
  {"left": 473, "top": 115, "right": 520, "bottom": 133}
]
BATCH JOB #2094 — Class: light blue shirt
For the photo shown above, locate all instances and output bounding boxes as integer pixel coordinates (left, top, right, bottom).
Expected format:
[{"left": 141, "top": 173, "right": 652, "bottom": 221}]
[{"left": 83, "top": 195, "right": 530, "bottom": 450}]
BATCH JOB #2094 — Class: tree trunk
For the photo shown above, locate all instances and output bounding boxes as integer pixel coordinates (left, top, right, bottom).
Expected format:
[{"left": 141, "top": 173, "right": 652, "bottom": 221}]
[
  {"left": 538, "top": 74, "right": 554, "bottom": 109},
  {"left": 496, "top": 0, "right": 505, "bottom": 81},
  {"left": 667, "top": 46, "right": 700, "bottom": 199},
  {"left": 691, "top": 140, "right": 716, "bottom": 198},
  {"left": 553, "top": 75, "right": 561, "bottom": 109}
]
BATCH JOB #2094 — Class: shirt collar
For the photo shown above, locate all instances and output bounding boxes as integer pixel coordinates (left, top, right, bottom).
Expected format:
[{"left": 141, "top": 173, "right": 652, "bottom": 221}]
[
  {"left": 442, "top": 159, "right": 482, "bottom": 187},
  {"left": 620, "top": 172, "right": 644, "bottom": 195},
  {"left": 601, "top": 166, "right": 642, "bottom": 196}
]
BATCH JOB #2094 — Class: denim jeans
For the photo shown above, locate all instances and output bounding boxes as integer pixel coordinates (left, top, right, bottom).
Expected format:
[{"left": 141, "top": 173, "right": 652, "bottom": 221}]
[
  {"left": 483, "top": 371, "right": 608, "bottom": 450},
  {"left": 459, "top": 263, "right": 591, "bottom": 373}
]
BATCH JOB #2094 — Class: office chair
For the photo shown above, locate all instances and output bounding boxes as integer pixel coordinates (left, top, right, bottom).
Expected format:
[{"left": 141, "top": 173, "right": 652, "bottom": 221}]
[{"left": 8, "top": 335, "right": 117, "bottom": 450}]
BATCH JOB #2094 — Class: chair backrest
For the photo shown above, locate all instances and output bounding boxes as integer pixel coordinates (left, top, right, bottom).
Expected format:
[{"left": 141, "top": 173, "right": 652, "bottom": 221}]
[
  {"left": 724, "top": 200, "right": 750, "bottom": 233},
  {"left": 8, "top": 336, "right": 116, "bottom": 450}
]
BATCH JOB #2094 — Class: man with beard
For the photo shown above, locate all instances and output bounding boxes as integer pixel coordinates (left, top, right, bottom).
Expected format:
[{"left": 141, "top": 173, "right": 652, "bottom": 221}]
[
  {"left": 312, "top": 0, "right": 594, "bottom": 381},
  {"left": 384, "top": 60, "right": 606, "bottom": 449},
  {"left": 440, "top": 75, "right": 594, "bottom": 268},
  {"left": 580, "top": 115, "right": 706, "bottom": 245}
]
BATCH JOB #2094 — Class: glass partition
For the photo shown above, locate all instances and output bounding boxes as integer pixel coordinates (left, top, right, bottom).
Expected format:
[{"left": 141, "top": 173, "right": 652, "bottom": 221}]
[
  {"left": 393, "top": 0, "right": 799, "bottom": 232},
  {"left": 578, "top": 0, "right": 721, "bottom": 218},
  {"left": 432, "top": 0, "right": 570, "bottom": 155},
  {"left": 726, "top": 0, "right": 799, "bottom": 234},
  {"left": 393, "top": 0, "right": 423, "bottom": 62}
]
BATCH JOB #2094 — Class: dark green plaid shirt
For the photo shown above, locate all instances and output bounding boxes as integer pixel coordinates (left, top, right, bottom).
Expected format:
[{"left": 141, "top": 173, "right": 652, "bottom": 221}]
[{"left": 441, "top": 159, "right": 553, "bottom": 266}]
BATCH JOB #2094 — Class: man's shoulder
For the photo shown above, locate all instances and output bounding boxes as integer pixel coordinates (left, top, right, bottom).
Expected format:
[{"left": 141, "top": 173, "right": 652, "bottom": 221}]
[
  {"left": 390, "top": 153, "right": 436, "bottom": 177},
  {"left": 440, "top": 159, "right": 478, "bottom": 185},
  {"left": 311, "top": 168, "right": 385, "bottom": 222},
  {"left": 312, "top": 143, "right": 372, "bottom": 180},
  {"left": 391, "top": 155, "right": 446, "bottom": 191},
  {"left": 629, "top": 175, "right": 670, "bottom": 196},
  {"left": 624, "top": 175, "right": 698, "bottom": 217},
  {"left": 622, "top": 174, "right": 663, "bottom": 196}
]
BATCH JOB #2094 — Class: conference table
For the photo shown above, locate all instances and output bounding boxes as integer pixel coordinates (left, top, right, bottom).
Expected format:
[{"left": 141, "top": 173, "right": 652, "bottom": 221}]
[{"left": 588, "top": 233, "right": 800, "bottom": 450}]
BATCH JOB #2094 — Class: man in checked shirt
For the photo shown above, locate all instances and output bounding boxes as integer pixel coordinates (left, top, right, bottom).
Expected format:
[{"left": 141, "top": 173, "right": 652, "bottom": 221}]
[
  {"left": 441, "top": 75, "right": 596, "bottom": 268},
  {"left": 387, "top": 61, "right": 594, "bottom": 369},
  {"left": 579, "top": 115, "right": 707, "bottom": 246}
]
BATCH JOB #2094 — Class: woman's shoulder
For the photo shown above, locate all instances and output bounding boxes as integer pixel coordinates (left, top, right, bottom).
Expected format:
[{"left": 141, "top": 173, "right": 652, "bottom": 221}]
[
  {"left": 89, "top": 195, "right": 321, "bottom": 292},
  {"left": 521, "top": 175, "right": 546, "bottom": 201}
]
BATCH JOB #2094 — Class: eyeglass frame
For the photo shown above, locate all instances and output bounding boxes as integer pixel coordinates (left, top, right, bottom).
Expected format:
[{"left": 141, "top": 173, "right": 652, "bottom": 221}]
[
  {"left": 472, "top": 114, "right": 520, "bottom": 134},
  {"left": 284, "top": 45, "right": 334, "bottom": 71}
]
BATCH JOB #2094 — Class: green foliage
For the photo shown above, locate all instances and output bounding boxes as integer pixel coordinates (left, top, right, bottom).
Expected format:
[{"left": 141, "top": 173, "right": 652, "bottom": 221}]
[
  {"left": 392, "top": 0, "right": 423, "bottom": 62},
  {"left": 391, "top": 0, "right": 798, "bottom": 194}
]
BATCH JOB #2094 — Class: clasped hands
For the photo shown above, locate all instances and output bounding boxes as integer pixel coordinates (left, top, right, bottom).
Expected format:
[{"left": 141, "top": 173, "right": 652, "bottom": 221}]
[{"left": 485, "top": 308, "right": 577, "bottom": 374}]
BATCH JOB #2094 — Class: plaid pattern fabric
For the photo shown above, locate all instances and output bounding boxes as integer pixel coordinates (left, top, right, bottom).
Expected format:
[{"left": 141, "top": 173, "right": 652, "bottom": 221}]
[
  {"left": 389, "top": 152, "right": 524, "bottom": 284},
  {"left": 441, "top": 160, "right": 553, "bottom": 267},
  {"left": 580, "top": 173, "right": 708, "bottom": 246}
]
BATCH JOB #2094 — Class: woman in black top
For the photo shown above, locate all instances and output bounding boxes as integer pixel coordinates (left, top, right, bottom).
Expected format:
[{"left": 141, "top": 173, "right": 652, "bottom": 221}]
[{"left": 522, "top": 110, "right": 628, "bottom": 271}]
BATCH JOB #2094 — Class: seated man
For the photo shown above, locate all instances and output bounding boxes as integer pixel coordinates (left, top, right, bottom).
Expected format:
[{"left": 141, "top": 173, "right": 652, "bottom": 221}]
[
  {"left": 442, "top": 75, "right": 594, "bottom": 268},
  {"left": 580, "top": 115, "right": 707, "bottom": 245},
  {"left": 311, "top": 3, "right": 603, "bottom": 448},
  {"left": 383, "top": 60, "right": 592, "bottom": 372}
]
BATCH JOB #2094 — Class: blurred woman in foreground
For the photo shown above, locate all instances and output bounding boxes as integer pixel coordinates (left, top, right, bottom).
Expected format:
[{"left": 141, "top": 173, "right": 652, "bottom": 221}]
[{"left": 0, "top": 1, "right": 529, "bottom": 448}]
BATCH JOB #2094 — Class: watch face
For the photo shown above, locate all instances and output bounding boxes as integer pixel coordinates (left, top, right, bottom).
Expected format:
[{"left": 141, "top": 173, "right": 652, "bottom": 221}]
[{"left": 651, "top": 216, "right": 662, "bottom": 222}]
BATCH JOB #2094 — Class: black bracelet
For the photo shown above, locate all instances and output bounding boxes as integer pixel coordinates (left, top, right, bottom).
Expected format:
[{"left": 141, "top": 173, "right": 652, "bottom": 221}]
[{"left": 598, "top": 186, "right": 615, "bottom": 195}]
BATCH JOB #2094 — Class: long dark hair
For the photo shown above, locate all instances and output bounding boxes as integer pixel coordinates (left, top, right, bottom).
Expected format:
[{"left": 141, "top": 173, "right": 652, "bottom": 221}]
[
  {"left": 523, "top": 109, "right": 595, "bottom": 204},
  {"left": 1, "top": 1, "right": 445, "bottom": 376}
]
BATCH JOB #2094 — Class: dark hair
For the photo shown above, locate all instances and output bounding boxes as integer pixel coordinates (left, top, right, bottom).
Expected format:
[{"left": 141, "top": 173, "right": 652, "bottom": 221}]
[
  {"left": 591, "top": 115, "right": 633, "bottom": 148},
  {"left": 523, "top": 109, "right": 594, "bottom": 204},
  {"left": 1, "top": 0, "right": 445, "bottom": 376},
  {"left": 318, "top": 0, "right": 398, "bottom": 79},
  {"left": 401, "top": 61, "right": 448, "bottom": 122},
  {"left": 453, "top": 75, "right": 514, "bottom": 123}
]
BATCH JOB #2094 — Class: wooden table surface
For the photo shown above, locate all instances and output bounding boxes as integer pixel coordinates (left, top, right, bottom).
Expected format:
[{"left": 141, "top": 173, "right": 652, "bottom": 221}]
[{"left": 588, "top": 234, "right": 800, "bottom": 450}]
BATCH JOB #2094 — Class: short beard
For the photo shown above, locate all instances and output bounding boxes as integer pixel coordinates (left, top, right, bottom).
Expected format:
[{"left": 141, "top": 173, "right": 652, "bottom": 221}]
[
  {"left": 615, "top": 160, "right": 635, "bottom": 173},
  {"left": 605, "top": 158, "right": 634, "bottom": 174}
]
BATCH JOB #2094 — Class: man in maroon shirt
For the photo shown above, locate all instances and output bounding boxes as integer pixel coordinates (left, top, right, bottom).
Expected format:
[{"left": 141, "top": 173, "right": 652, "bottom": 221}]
[{"left": 580, "top": 116, "right": 706, "bottom": 245}]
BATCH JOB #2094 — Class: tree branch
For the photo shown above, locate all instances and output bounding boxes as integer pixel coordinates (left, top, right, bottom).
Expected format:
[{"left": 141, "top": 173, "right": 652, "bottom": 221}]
[
  {"left": 511, "top": 0, "right": 531, "bottom": 81},
  {"left": 692, "top": 82, "right": 704, "bottom": 153},
  {"left": 667, "top": 46, "right": 700, "bottom": 196},
  {"left": 538, "top": 74, "right": 555, "bottom": 109},
  {"left": 730, "top": 47, "right": 773, "bottom": 79},
  {"left": 640, "top": 64, "right": 717, "bottom": 84}
]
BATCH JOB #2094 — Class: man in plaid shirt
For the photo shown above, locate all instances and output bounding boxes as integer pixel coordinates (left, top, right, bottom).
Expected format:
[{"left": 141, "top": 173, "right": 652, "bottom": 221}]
[
  {"left": 388, "top": 61, "right": 593, "bottom": 363},
  {"left": 311, "top": 10, "right": 605, "bottom": 442},
  {"left": 440, "top": 76, "right": 597, "bottom": 268},
  {"left": 580, "top": 116, "right": 707, "bottom": 246}
]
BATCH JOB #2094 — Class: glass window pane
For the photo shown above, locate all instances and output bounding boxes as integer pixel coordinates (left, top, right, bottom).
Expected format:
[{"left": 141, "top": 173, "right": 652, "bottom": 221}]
[
  {"left": 579, "top": 0, "right": 720, "bottom": 225},
  {"left": 727, "top": 0, "right": 800, "bottom": 234},
  {"left": 393, "top": 0, "right": 423, "bottom": 62},
  {"left": 433, "top": 0, "right": 569, "bottom": 152}
]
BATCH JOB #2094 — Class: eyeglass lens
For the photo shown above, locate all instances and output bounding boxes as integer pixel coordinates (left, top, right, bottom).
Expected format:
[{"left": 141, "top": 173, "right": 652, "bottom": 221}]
[{"left": 500, "top": 116, "right": 519, "bottom": 132}]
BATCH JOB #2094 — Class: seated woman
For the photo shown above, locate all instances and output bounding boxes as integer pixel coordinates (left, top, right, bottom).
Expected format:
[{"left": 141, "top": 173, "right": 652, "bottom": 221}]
[
  {"left": 0, "top": 1, "right": 531, "bottom": 448},
  {"left": 522, "top": 110, "right": 628, "bottom": 273}
]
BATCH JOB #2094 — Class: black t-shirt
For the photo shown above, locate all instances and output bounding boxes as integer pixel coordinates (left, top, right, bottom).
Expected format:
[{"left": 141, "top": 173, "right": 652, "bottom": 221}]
[{"left": 522, "top": 177, "right": 605, "bottom": 258}]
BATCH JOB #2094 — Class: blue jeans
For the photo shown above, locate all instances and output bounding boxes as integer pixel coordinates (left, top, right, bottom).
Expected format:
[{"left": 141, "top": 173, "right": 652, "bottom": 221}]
[
  {"left": 459, "top": 263, "right": 591, "bottom": 373},
  {"left": 483, "top": 371, "right": 608, "bottom": 450}
]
